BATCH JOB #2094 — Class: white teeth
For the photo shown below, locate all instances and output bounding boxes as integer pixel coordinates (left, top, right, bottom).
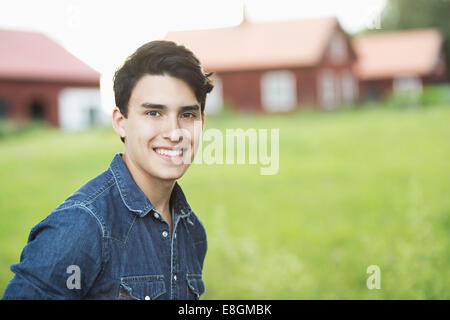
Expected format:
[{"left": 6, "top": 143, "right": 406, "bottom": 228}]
[{"left": 155, "top": 148, "right": 183, "bottom": 157}]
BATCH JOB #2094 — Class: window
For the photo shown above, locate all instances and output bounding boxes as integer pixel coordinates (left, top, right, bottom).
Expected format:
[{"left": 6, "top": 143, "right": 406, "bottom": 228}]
[
  {"left": 329, "top": 32, "right": 347, "bottom": 65},
  {"left": 261, "top": 70, "right": 297, "bottom": 112},
  {"left": 341, "top": 70, "right": 357, "bottom": 104},
  {"left": 0, "top": 98, "right": 8, "bottom": 119},
  {"left": 393, "top": 74, "right": 422, "bottom": 93},
  {"left": 318, "top": 69, "right": 336, "bottom": 109}
]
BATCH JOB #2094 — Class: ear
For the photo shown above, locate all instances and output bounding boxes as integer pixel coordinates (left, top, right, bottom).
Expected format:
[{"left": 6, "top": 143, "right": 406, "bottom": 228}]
[{"left": 112, "top": 107, "right": 127, "bottom": 140}]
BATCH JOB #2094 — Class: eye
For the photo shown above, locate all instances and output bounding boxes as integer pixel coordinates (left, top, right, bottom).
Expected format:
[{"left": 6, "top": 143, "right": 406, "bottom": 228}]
[
  {"left": 146, "top": 110, "right": 161, "bottom": 117},
  {"left": 181, "top": 112, "right": 197, "bottom": 119}
]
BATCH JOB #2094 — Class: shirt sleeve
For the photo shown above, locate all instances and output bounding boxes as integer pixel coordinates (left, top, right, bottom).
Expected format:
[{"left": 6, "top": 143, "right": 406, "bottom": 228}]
[{"left": 2, "top": 204, "right": 104, "bottom": 300}]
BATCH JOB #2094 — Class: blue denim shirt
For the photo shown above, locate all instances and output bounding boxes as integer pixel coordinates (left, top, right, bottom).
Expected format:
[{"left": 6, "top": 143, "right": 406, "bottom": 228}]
[{"left": 2, "top": 153, "right": 207, "bottom": 300}]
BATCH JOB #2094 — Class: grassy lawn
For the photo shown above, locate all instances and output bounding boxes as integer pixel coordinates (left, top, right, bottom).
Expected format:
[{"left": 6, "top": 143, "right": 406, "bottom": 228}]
[{"left": 1, "top": 104, "right": 449, "bottom": 299}]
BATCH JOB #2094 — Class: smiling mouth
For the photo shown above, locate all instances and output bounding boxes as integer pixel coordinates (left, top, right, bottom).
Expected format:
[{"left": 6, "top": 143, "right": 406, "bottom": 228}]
[{"left": 153, "top": 147, "right": 184, "bottom": 159}]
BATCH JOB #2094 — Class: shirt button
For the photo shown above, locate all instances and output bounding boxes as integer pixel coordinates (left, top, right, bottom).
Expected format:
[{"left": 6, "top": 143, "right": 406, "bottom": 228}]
[
  {"left": 162, "top": 231, "right": 168, "bottom": 238},
  {"left": 153, "top": 212, "right": 159, "bottom": 219},
  {"left": 174, "top": 275, "right": 177, "bottom": 281},
  {"left": 145, "top": 296, "right": 150, "bottom": 300},
  {"left": 174, "top": 233, "right": 177, "bottom": 239}
]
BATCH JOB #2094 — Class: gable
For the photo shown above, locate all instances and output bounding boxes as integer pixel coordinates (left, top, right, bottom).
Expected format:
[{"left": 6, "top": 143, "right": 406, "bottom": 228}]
[{"left": 166, "top": 17, "right": 349, "bottom": 72}]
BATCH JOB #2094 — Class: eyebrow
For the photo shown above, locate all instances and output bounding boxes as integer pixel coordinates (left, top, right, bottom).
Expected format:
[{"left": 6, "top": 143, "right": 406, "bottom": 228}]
[{"left": 140, "top": 102, "right": 200, "bottom": 112}]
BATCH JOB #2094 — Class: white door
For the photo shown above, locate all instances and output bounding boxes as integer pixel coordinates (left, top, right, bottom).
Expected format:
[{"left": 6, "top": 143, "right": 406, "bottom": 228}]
[{"left": 58, "top": 88, "right": 103, "bottom": 131}]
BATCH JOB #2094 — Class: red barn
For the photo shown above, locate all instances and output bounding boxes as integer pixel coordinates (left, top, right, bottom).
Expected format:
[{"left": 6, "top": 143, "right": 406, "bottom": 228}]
[
  {"left": 352, "top": 29, "right": 448, "bottom": 101},
  {"left": 0, "top": 28, "right": 101, "bottom": 129},
  {"left": 166, "top": 17, "right": 358, "bottom": 113}
]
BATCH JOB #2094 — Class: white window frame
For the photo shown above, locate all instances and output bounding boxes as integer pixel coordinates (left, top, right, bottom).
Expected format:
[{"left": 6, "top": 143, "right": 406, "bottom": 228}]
[
  {"left": 205, "top": 75, "right": 223, "bottom": 114},
  {"left": 393, "top": 74, "right": 422, "bottom": 93},
  {"left": 318, "top": 69, "right": 336, "bottom": 110},
  {"left": 261, "top": 70, "right": 297, "bottom": 112}
]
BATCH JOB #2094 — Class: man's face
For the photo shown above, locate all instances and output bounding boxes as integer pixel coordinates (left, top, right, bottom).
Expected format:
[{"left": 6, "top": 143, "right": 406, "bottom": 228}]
[{"left": 113, "top": 74, "right": 204, "bottom": 182}]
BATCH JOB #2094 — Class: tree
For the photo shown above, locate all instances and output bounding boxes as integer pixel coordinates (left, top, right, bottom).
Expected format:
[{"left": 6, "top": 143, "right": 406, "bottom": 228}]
[{"left": 380, "top": 0, "right": 450, "bottom": 70}]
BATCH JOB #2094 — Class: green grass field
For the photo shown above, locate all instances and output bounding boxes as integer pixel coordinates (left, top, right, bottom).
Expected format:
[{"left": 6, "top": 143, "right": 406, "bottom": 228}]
[{"left": 1, "top": 104, "right": 449, "bottom": 299}]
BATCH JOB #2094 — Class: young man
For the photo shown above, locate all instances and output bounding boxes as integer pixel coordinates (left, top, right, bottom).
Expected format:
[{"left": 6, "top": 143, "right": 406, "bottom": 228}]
[{"left": 2, "top": 40, "right": 213, "bottom": 300}]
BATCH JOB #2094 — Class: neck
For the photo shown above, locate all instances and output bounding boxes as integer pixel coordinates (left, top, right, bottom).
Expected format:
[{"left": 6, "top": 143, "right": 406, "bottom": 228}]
[{"left": 121, "top": 152, "right": 175, "bottom": 215}]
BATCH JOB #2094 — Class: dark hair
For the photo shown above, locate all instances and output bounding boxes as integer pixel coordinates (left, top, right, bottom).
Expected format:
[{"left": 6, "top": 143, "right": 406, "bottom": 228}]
[{"left": 113, "top": 40, "right": 214, "bottom": 143}]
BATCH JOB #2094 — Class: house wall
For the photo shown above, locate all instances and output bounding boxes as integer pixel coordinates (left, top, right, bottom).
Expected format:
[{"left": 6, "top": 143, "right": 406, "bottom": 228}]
[
  {"left": 213, "top": 25, "right": 358, "bottom": 112},
  {"left": 313, "top": 26, "right": 359, "bottom": 109},
  {"left": 359, "top": 72, "right": 447, "bottom": 102},
  {"left": 359, "top": 79, "right": 393, "bottom": 101},
  {"left": 218, "top": 70, "right": 263, "bottom": 112},
  {"left": 293, "top": 67, "right": 317, "bottom": 107},
  {"left": 0, "top": 79, "right": 99, "bottom": 126}
]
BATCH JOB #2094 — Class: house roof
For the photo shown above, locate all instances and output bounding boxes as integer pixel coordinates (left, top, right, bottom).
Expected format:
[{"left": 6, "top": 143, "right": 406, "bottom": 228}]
[
  {"left": 165, "top": 16, "right": 341, "bottom": 72},
  {"left": 352, "top": 29, "right": 444, "bottom": 80},
  {"left": 0, "top": 28, "right": 100, "bottom": 84}
]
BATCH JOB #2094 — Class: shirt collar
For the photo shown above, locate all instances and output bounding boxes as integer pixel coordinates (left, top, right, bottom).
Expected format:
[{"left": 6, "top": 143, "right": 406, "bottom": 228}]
[{"left": 109, "top": 153, "right": 192, "bottom": 218}]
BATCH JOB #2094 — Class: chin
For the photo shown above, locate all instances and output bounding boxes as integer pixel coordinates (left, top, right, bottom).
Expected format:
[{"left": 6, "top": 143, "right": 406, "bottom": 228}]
[{"left": 153, "top": 167, "right": 187, "bottom": 181}]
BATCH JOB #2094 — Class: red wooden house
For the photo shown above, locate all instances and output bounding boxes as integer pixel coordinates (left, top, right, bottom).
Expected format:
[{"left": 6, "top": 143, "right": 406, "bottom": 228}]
[
  {"left": 166, "top": 16, "right": 359, "bottom": 113},
  {"left": 0, "top": 28, "right": 101, "bottom": 129},
  {"left": 352, "top": 29, "right": 448, "bottom": 101}
]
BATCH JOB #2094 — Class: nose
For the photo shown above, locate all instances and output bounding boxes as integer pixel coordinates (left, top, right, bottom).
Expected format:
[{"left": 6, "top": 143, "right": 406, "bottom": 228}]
[{"left": 162, "top": 115, "right": 183, "bottom": 143}]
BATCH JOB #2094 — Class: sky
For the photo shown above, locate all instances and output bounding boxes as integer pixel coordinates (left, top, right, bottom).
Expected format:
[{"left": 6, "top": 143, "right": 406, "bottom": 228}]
[{"left": 0, "top": 0, "right": 387, "bottom": 112}]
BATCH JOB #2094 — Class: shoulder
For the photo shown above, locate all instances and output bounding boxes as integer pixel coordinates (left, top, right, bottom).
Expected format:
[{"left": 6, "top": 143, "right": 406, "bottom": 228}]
[
  {"left": 30, "top": 202, "right": 104, "bottom": 244},
  {"left": 53, "top": 165, "right": 139, "bottom": 243},
  {"left": 63, "top": 168, "right": 116, "bottom": 206},
  {"left": 25, "top": 168, "right": 116, "bottom": 247},
  {"left": 54, "top": 167, "right": 125, "bottom": 232}
]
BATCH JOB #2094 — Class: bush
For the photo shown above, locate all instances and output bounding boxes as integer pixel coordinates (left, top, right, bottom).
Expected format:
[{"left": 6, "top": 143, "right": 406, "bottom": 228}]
[
  {"left": 419, "top": 84, "right": 450, "bottom": 106},
  {"left": 386, "top": 84, "right": 450, "bottom": 109},
  {"left": 0, "top": 120, "right": 21, "bottom": 139},
  {"left": 0, "top": 120, "right": 47, "bottom": 140}
]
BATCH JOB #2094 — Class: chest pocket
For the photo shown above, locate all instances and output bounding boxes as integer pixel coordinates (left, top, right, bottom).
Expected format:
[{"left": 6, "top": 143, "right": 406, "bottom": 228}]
[
  {"left": 186, "top": 273, "right": 205, "bottom": 300},
  {"left": 118, "top": 275, "right": 166, "bottom": 300}
]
